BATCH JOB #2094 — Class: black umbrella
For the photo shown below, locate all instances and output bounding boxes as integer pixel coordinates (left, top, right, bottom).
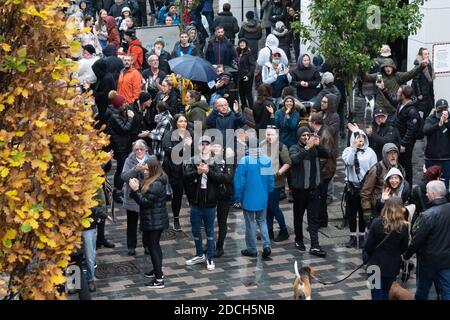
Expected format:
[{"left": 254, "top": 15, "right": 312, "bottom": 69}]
[{"left": 168, "top": 55, "right": 217, "bottom": 82}]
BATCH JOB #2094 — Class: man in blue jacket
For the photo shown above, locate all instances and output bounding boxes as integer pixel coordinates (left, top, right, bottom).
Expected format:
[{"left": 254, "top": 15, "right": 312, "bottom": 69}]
[
  {"left": 234, "top": 136, "right": 275, "bottom": 259},
  {"left": 205, "top": 26, "right": 237, "bottom": 67}
]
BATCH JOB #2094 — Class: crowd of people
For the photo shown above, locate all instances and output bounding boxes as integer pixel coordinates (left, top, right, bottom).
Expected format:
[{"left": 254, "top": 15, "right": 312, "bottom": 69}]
[{"left": 64, "top": 0, "right": 450, "bottom": 300}]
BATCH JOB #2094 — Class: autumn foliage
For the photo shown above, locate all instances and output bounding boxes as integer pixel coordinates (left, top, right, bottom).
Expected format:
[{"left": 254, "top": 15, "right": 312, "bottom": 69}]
[{"left": 0, "top": 0, "right": 108, "bottom": 299}]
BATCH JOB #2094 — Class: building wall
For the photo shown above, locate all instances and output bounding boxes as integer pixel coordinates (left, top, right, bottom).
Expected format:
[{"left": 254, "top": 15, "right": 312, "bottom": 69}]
[{"left": 408, "top": 0, "right": 450, "bottom": 101}]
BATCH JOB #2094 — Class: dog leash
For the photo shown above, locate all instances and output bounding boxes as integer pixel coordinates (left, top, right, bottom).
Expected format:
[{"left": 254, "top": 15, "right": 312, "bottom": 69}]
[{"left": 309, "top": 231, "right": 393, "bottom": 286}]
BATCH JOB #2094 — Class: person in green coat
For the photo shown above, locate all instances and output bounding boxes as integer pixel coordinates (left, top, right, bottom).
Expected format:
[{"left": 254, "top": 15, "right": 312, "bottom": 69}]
[
  {"left": 363, "top": 58, "right": 427, "bottom": 117},
  {"left": 185, "top": 90, "right": 210, "bottom": 131}
]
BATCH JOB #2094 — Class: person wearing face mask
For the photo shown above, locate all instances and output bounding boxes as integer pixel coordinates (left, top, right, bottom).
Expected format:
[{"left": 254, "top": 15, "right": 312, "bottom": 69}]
[
  {"left": 376, "top": 168, "right": 411, "bottom": 215},
  {"left": 262, "top": 50, "right": 291, "bottom": 108},
  {"left": 423, "top": 99, "right": 450, "bottom": 189}
]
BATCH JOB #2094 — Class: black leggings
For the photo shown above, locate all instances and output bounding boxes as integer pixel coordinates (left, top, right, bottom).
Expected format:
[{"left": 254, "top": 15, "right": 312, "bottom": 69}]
[
  {"left": 143, "top": 229, "right": 164, "bottom": 279},
  {"left": 126, "top": 210, "right": 139, "bottom": 249},
  {"left": 171, "top": 182, "right": 184, "bottom": 219}
]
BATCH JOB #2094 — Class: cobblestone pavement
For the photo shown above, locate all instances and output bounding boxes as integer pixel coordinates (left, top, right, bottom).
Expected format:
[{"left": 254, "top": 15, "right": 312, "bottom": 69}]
[{"left": 76, "top": 96, "right": 431, "bottom": 300}]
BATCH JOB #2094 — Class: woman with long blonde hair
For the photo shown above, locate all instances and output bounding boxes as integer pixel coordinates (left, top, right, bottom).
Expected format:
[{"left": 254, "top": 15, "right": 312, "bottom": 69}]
[
  {"left": 364, "top": 197, "right": 409, "bottom": 300},
  {"left": 129, "top": 157, "right": 169, "bottom": 289},
  {"left": 95, "top": 9, "right": 109, "bottom": 49}
]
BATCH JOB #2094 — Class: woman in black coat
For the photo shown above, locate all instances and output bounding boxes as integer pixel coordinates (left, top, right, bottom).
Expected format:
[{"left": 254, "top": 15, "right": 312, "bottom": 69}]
[
  {"left": 238, "top": 11, "right": 262, "bottom": 59},
  {"left": 105, "top": 91, "right": 136, "bottom": 202},
  {"left": 90, "top": 59, "right": 116, "bottom": 127},
  {"left": 152, "top": 77, "right": 181, "bottom": 116},
  {"left": 252, "top": 84, "right": 275, "bottom": 137},
  {"left": 364, "top": 197, "right": 409, "bottom": 300},
  {"left": 236, "top": 39, "right": 256, "bottom": 110},
  {"left": 289, "top": 53, "right": 321, "bottom": 101},
  {"left": 129, "top": 157, "right": 169, "bottom": 289},
  {"left": 162, "top": 114, "right": 193, "bottom": 230}
]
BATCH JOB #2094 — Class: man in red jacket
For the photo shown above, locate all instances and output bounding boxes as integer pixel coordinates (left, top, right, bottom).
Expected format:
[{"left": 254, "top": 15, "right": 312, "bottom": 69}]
[
  {"left": 118, "top": 55, "right": 143, "bottom": 104},
  {"left": 124, "top": 29, "right": 144, "bottom": 71}
]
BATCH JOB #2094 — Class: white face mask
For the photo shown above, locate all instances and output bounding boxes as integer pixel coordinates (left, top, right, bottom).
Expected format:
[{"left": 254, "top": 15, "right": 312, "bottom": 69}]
[{"left": 272, "top": 59, "right": 280, "bottom": 65}]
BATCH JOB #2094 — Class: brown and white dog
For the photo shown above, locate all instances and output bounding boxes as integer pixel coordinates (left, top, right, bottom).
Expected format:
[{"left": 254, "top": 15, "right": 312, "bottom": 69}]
[
  {"left": 389, "top": 281, "right": 414, "bottom": 300},
  {"left": 293, "top": 261, "right": 316, "bottom": 300}
]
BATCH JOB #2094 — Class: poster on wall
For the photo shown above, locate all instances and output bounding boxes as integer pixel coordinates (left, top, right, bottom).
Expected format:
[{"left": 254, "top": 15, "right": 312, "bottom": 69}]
[
  {"left": 433, "top": 43, "right": 450, "bottom": 74},
  {"left": 136, "top": 25, "right": 180, "bottom": 53}
]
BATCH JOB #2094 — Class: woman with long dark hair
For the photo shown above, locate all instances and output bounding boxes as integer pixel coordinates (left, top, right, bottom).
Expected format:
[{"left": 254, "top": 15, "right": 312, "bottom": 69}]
[
  {"left": 252, "top": 84, "right": 275, "bottom": 137},
  {"left": 364, "top": 197, "right": 409, "bottom": 300},
  {"left": 162, "top": 114, "right": 193, "bottom": 230},
  {"left": 236, "top": 39, "right": 256, "bottom": 110},
  {"left": 129, "top": 158, "right": 169, "bottom": 289}
]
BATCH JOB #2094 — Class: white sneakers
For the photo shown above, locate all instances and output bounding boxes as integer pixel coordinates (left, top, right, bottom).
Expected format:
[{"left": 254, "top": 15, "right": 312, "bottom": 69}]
[
  {"left": 186, "top": 254, "right": 206, "bottom": 266},
  {"left": 206, "top": 259, "right": 215, "bottom": 271},
  {"left": 185, "top": 254, "right": 215, "bottom": 271}
]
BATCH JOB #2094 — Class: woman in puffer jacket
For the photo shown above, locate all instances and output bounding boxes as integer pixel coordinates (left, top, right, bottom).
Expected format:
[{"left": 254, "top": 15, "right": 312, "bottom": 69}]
[{"left": 129, "top": 157, "right": 169, "bottom": 289}]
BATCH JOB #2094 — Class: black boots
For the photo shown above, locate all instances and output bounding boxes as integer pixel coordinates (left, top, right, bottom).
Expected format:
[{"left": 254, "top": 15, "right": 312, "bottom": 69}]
[
  {"left": 273, "top": 230, "right": 289, "bottom": 242},
  {"left": 345, "top": 236, "right": 365, "bottom": 248}
]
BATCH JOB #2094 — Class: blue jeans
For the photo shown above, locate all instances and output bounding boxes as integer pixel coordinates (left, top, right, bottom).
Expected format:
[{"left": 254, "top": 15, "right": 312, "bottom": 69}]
[
  {"left": 82, "top": 228, "right": 97, "bottom": 281},
  {"left": 425, "top": 159, "right": 450, "bottom": 190},
  {"left": 415, "top": 263, "right": 450, "bottom": 300},
  {"left": 370, "top": 276, "right": 396, "bottom": 300},
  {"left": 267, "top": 187, "right": 287, "bottom": 233},
  {"left": 243, "top": 210, "right": 271, "bottom": 255},
  {"left": 273, "top": 97, "right": 282, "bottom": 110},
  {"left": 190, "top": 206, "right": 216, "bottom": 260}
]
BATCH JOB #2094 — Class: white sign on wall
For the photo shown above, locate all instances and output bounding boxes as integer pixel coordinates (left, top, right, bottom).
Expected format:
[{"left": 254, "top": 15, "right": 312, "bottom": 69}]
[{"left": 433, "top": 43, "right": 450, "bottom": 74}]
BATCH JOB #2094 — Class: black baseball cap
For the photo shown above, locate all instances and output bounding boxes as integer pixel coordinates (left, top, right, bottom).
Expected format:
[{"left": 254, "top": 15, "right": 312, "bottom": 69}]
[
  {"left": 436, "top": 99, "right": 449, "bottom": 109},
  {"left": 374, "top": 107, "right": 388, "bottom": 117}
]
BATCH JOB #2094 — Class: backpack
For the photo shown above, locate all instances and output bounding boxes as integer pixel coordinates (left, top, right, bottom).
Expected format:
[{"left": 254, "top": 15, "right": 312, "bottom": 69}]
[{"left": 130, "top": 44, "right": 150, "bottom": 70}]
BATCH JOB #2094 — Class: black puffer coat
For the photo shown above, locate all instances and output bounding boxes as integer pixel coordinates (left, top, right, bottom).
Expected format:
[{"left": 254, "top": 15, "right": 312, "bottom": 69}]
[
  {"left": 236, "top": 45, "right": 255, "bottom": 81},
  {"left": 102, "top": 44, "right": 124, "bottom": 84},
  {"left": 212, "top": 11, "right": 240, "bottom": 41},
  {"left": 162, "top": 129, "right": 194, "bottom": 184},
  {"left": 130, "top": 173, "right": 169, "bottom": 231}
]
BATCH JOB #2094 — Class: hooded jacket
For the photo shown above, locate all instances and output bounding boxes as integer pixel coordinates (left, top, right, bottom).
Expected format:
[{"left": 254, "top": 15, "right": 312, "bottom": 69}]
[
  {"left": 262, "top": 60, "right": 291, "bottom": 98},
  {"left": 76, "top": 55, "right": 100, "bottom": 85},
  {"left": 322, "top": 93, "right": 340, "bottom": 153},
  {"left": 234, "top": 151, "right": 275, "bottom": 211},
  {"left": 121, "top": 152, "right": 154, "bottom": 212},
  {"left": 238, "top": 21, "right": 263, "bottom": 56},
  {"left": 289, "top": 54, "right": 321, "bottom": 101},
  {"left": 162, "top": 129, "right": 194, "bottom": 183},
  {"left": 103, "top": 44, "right": 125, "bottom": 83},
  {"left": 105, "top": 16, "right": 120, "bottom": 49},
  {"left": 364, "top": 58, "right": 424, "bottom": 114},
  {"left": 91, "top": 59, "right": 116, "bottom": 124},
  {"left": 130, "top": 173, "right": 170, "bottom": 231},
  {"left": 314, "top": 84, "right": 342, "bottom": 109},
  {"left": 256, "top": 34, "right": 288, "bottom": 67},
  {"left": 212, "top": 11, "right": 240, "bottom": 41},
  {"left": 269, "top": 1, "right": 286, "bottom": 27},
  {"left": 375, "top": 167, "right": 411, "bottom": 214},
  {"left": 105, "top": 107, "right": 134, "bottom": 154},
  {"left": 342, "top": 129, "right": 378, "bottom": 184},
  {"left": 423, "top": 110, "right": 450, "bottom": 160},
  {"left": 289, "top": 126, "right": 329, "bottom": 190},
  {"left": 360, "top": 143, "right": 406, "bottom": 212},
  {"left": 252, "top": 98, "right": 275, "bottom": 132},
  {"left": 260, "top": 0, "right": 273, "bottom": 28}
]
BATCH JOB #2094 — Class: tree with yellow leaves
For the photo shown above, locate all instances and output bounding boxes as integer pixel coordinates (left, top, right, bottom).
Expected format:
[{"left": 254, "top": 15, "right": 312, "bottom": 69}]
[{"left": 0, "top": 0, "right": 108, "bottom": 299}]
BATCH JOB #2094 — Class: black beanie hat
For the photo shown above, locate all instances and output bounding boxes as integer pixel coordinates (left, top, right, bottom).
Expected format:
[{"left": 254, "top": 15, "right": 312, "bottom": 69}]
[
  {"left": 296, "top": 126, "right": 311, "bottom": 140},
  {"left": 245, "top": 11, "right": 255, "bottom": 20}
]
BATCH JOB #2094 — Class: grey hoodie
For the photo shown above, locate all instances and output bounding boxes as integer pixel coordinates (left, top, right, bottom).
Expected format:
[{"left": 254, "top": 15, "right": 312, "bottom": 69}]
[{"left": 342, "top": 130, "right": 378, "bottom": 183}]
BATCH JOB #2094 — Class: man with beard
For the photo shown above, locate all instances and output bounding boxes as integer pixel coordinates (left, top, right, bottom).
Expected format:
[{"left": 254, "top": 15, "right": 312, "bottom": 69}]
[
  {"left": 117, "top": 55, "right": 143, "bottom": 105},
  {"left": 205, "top": 26, "right": 237, "bottom": 67}
]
